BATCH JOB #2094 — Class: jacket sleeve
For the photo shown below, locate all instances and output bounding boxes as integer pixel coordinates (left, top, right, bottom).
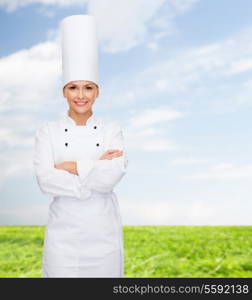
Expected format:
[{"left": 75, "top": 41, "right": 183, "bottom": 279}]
[
  {"left": 33, "top": 122, "right": 92, "bottom": 200},
  {"left": 76, "top": 123, "right": 128, "bottom": 194}
]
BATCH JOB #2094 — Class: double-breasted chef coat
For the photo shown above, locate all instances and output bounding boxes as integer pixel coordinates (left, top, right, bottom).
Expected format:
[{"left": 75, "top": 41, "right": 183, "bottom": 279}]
[{"left": 33, "top": 111, "right": 128, "bottom": 277}]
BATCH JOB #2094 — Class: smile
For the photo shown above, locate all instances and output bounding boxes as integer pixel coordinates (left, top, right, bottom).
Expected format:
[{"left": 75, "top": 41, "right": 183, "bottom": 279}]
[{"left": 74, "top": 101, "right": 88, "bottom": 106}]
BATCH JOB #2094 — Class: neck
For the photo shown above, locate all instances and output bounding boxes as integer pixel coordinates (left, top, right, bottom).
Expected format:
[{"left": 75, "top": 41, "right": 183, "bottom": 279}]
[{"left": 68, "top": 109, "right": 93, "bottom": 126}]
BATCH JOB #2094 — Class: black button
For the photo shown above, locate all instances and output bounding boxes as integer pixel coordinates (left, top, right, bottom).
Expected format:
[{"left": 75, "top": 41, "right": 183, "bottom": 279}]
[
  {"left": 96, "top": 143, "right": 99, "bottom": 147},
  {"left": 65, "top": 143, "right": 68, "bottom": 147},
  {"left": 65, "top": 128, "right": 68, "bottom": 132},
  {"left": 94, "top": 126, "right": 97, "bottom": 129}
]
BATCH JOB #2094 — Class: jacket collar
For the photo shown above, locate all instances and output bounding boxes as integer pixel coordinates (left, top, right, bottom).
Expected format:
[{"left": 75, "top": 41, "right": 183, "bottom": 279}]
[{"left": 64, "top": 109, "right": 97, "bottom": 127}]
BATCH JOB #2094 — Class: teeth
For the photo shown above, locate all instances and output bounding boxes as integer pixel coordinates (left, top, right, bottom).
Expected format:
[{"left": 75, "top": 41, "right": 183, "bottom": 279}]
[{"left": 75, "top": 102, "right": 87, "bottom": 105}]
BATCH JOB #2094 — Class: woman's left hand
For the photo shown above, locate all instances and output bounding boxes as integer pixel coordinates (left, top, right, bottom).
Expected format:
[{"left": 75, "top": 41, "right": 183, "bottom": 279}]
[{"left": 54, "top": 161, "right": 78, "bottom": 175}]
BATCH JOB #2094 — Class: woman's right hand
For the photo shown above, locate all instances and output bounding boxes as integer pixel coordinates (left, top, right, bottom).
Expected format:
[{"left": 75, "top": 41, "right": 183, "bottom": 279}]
[{"left": 99, "top": 149, "right": 123, "bottom": 160}]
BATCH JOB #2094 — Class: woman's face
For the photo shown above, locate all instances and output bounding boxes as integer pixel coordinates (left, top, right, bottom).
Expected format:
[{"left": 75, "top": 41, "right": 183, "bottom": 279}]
[{"left": 63, "top": 80, "right": 99, "bottom": 114}]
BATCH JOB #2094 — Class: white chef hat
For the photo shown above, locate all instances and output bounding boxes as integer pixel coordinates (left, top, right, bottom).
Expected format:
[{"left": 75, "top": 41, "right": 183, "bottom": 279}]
[{"left": 60, "top": 14, "right": 99, "bottom": 88}]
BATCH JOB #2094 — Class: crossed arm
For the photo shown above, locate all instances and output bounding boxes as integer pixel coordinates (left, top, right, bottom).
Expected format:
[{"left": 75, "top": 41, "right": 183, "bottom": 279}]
[
  {"left": 54, "top": 149, "right": 123, "bottom": 175},
  {"left": 33, "top": 122, "right": 128, "bottom": 200}
]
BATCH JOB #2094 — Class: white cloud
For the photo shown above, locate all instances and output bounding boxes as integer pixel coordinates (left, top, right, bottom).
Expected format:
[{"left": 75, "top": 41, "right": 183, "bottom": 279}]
[
  {"left": 146, "top": 42, "right": 159, "bottom": 51},
  {"left": 0, "top": 113, "right": 43, "bottom": 147},
  {"left": 129, "top": 107, "right": 184, "bottom": 128},
  {"left": 0, "top": 0, "right": 199, "bottom": 53},
  {"left": 121, "top": 199, "right": 252, "bottom": 225},
  {"left": 87, "top": 0, "right": 198, "bottom": 53},
  {"left": 124, "top": 107, "right": 183, "bottom": 152},
  {"left": 182, "top": 163, "right": 252, "bottom": 180},
  {"left": 0, "top": 203, "right": 50, "bottom": 225},
  {"left": 1, "top": 197, "right": 251, "bottom": 225},
  {"left": 0, "top": 0, "right": 87, "bottom": 12},
  {"left": 0, "top": 38, "right": 63, "bottom": 186},
  {"left": 141, "top": 138, "right": 177, "bottom": 151},
  {"left": 87, "top": 0, "right": 166, "bottom": 53},
  {"left": 0, "top": 39, "right": 61, "bottom": 112},
  {"left": 148, "top": 32, "right": 252, "bottom": 92},
  {"left": 0, "top": 149, "right": 34, "bottom": 186},
  {"left": 37, "top": 5, "right": 56, "bottom": 17},
  {"left": 170, "top": 0, "right": 199, "bottom": 13},
  {"left": 125, "top": 127, "right": 177, "bottom": 152},
  {"left": 171, "top": 157, "right": 211, "bottom": 166},
  {"left": 228, "top": 58, "right": 252, "bottom": 75},
  {"left": 105, "top": 26, "right": 252, "bottom": 111}
]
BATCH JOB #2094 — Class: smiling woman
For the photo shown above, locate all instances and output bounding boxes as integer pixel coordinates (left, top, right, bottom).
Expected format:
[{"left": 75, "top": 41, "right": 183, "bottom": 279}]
[
  {"left": 33, "top": 14, "right": 128, "bottom": 278},
  {"left": 63, "top": 80, "right": 99, "bottom": 126}
]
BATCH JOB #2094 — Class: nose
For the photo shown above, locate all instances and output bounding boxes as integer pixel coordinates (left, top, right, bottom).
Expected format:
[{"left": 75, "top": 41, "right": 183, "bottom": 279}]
[{"left": 77, "top": 88, "right": 85, "bottom": 99}]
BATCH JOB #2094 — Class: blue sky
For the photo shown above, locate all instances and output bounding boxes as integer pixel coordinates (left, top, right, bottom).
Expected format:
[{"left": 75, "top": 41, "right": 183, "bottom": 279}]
[{"left": 1, "top": 0, "right": 252, "bottom": 225}]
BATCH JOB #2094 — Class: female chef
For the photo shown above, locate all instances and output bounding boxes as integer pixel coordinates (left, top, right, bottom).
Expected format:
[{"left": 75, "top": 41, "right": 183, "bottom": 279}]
[{"left": 33, "top": 15, "right": 128, "bottom": 277}]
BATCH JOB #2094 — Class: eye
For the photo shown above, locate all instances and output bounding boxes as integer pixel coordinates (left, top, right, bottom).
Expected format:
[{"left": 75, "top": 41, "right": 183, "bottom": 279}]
[
  {"left": 69, "top": 86, "right": 76, "bottom": 89},
  {"left": 86, "top": 86, "right": 93, "bottom": 90}
]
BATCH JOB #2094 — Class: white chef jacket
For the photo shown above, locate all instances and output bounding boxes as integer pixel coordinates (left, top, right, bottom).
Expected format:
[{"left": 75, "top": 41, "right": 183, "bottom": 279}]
[{"left": 33, "top": 111, "right": 128, "bottom": 277}]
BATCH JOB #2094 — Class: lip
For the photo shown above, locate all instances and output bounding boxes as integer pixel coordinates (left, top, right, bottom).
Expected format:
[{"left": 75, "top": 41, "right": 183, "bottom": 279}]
[{"left": 74, "top": 101, "right": 88, "bottom": 106}]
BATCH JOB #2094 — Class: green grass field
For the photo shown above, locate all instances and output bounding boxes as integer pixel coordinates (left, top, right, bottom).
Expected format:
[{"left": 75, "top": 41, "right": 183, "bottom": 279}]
[{"left": 0, "top": 225, "right": 251, "bottom": 278}]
